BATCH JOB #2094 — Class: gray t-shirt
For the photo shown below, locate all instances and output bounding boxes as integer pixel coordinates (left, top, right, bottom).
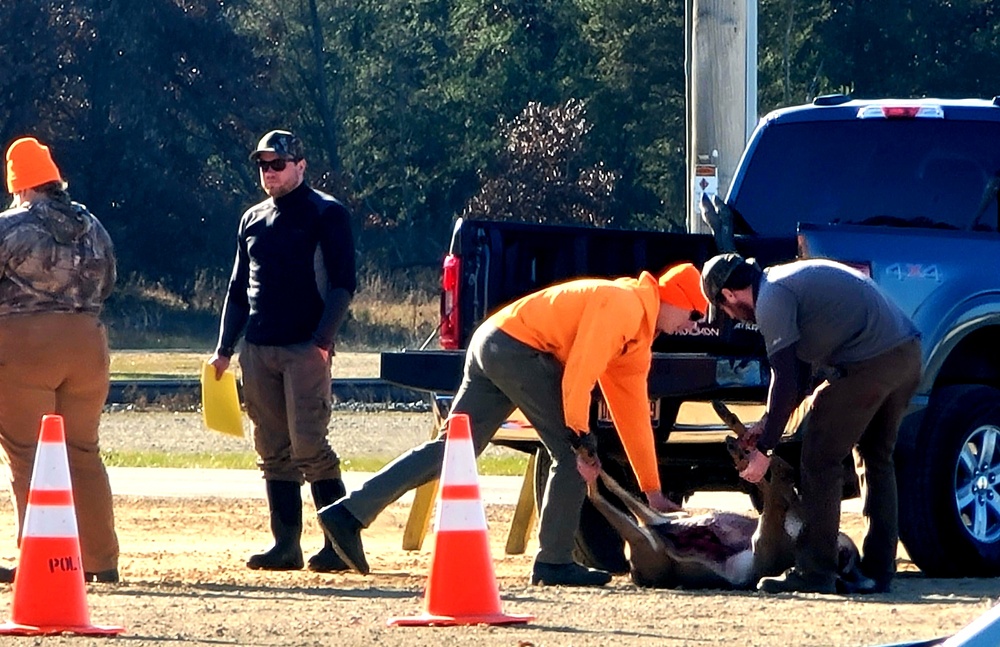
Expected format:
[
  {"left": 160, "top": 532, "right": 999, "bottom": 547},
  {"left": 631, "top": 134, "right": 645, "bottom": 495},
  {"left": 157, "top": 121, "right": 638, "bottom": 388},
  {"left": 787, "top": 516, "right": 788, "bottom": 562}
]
[{"left": 756, "top": 259, "right": 918, "bottom": 369}]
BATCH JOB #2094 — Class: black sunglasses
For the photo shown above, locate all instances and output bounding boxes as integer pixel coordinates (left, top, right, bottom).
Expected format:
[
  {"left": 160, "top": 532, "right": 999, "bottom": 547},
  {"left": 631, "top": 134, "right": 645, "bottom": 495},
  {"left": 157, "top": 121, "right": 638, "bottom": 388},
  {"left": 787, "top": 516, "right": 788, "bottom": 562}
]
[
  {"left": 256, "top": 158, "right": 297, "bottom": 172},
  {"left": 689, "top": 310, "right": 704, "bottom": 322}
]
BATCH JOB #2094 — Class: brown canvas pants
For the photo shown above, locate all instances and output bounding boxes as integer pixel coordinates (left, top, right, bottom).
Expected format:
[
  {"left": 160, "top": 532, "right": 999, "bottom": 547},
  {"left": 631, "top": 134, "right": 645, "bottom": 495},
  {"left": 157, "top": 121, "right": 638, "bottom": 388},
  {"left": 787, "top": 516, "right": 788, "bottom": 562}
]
[
  {"left": 0, "top": 312, "right": 119, "bottom": 572},
  {"left": 240, "top": 342, "right": 342, "bottom": 484},
  {"left": 797, "top": 338, "right": 922, "bottom": 585}
]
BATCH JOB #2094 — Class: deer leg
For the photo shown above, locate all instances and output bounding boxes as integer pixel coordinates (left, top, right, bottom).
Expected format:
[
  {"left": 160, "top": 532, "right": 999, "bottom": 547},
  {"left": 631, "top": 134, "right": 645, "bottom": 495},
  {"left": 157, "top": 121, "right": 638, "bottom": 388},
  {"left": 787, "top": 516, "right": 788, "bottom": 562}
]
[
  {"left": 585, "top": 472, "right": 660, "bottom": 550},
  {"left": 597, "top": 470, "right": 684, "bottom": 526}
]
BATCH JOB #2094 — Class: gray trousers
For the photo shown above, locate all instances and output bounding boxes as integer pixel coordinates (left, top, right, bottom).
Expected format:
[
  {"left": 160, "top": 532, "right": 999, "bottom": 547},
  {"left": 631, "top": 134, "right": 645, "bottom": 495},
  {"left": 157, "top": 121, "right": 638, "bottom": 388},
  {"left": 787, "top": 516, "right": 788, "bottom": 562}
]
[{"left": 343, "top": 323, "right": 584, "bottom": 564}]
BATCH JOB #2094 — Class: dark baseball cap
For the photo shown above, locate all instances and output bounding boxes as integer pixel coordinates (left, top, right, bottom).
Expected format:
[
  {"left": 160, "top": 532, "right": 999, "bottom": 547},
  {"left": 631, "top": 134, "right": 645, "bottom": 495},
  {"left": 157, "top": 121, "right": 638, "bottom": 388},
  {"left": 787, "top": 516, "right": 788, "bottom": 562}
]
[
  {"left": 701, "top": 253, "right": 747, "bottom": 303},
  {"left": 249, "top": 130, "right": 304, "bottom": 161},
  {"left": 700, "top": 252, "right": 758, "bottom": 323}
]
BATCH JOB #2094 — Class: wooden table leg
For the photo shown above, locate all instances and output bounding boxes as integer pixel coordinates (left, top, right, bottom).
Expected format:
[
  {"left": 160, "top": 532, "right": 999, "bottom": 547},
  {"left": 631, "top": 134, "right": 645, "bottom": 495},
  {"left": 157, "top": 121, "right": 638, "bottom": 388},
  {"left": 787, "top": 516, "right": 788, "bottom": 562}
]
[
  {"left": 504, "top": 449, "right": 538, "bottom": 555},
  {"left": 401, "top": 478, "right": 439, "bottom": 551},
  {"left": 401, "top": 417, "right": 443, "bottom": 551}
]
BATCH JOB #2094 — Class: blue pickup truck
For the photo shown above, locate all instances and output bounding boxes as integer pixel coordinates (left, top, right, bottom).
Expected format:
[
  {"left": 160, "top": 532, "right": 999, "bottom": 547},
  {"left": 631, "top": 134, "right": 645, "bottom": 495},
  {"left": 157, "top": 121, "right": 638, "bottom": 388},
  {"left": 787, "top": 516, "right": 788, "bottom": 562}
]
[{"left": 381, "top": 95, "right": 1000, "bottom": 578}]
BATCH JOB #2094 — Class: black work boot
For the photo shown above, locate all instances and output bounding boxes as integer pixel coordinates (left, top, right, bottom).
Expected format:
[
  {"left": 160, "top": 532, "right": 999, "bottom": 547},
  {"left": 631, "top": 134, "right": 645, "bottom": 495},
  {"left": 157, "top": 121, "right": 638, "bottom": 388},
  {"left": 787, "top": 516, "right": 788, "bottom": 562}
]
[
  {"left": 757, "top": 567, "right": 836, "bottom": 594},
  {"left": 307, "top": 479, "right": 350, "bottom": 572},
  {"left": 84, "top": 569, "right": 120, "bottom": 583},
  {"left": 530, "top": 561, "right": 612, "bottom": 587},
  {"left": 317, "top": 501, "right": 369, "bottom": 575},
  {"left": 247, "top": 480, "right": 304, "bottom": 570}
]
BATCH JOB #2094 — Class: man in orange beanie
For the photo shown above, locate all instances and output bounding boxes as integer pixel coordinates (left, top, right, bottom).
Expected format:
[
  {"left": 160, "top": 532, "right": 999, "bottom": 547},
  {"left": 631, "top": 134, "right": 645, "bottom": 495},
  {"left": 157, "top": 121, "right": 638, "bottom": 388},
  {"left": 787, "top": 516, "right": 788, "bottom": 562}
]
[
  {"left": 320, "top": 263, "right": 707, "bottom": 587},
  {"left": 5, "top": 137, "right": 63, "bottom": 194},
  {"left": 0, "top": 137, "right": 120, "bottom": 583}
]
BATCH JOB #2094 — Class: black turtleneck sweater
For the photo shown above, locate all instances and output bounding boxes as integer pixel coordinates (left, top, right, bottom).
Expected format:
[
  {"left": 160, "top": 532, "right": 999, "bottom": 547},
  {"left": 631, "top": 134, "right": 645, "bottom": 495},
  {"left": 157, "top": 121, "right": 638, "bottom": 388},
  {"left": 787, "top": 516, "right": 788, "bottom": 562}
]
[{"left": 215, "top": 182, "right": 356, "bottom": 356}]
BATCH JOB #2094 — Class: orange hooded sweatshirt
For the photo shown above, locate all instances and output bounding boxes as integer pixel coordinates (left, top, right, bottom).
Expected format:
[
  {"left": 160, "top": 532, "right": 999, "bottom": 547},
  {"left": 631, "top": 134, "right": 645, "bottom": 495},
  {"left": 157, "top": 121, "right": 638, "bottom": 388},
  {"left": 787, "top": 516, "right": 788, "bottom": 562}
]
[{"left": 488, "top": 271, "right": 661, "bottom": 493}]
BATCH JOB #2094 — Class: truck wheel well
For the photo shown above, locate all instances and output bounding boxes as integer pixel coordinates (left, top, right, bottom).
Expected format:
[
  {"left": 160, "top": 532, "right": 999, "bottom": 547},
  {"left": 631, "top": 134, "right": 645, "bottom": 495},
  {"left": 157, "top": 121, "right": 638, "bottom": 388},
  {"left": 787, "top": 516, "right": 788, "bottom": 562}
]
[{"left": 932, "top": 326, "right": 1000, "bottom": 391}]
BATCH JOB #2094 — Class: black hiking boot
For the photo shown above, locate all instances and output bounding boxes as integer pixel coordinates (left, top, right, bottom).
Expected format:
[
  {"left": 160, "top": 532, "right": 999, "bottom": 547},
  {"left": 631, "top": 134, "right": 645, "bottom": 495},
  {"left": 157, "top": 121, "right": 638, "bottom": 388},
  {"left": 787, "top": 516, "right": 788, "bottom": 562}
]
[
  {"left": 307, "top": 479, "right": 350, "bottom": 573},
  {"left": 530, "top": 561, "right": 612, "bottom": 587},
  {"left": 317, "top": 501, "right": 369, "bottom": 575}
]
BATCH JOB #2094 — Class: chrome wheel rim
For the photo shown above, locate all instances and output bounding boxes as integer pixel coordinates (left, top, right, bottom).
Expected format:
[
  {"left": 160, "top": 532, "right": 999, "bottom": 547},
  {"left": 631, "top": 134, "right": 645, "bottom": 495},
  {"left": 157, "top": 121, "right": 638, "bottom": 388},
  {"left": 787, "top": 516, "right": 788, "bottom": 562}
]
[{"left": 955, "top": 423, "right": 1000, "bottom": 543}]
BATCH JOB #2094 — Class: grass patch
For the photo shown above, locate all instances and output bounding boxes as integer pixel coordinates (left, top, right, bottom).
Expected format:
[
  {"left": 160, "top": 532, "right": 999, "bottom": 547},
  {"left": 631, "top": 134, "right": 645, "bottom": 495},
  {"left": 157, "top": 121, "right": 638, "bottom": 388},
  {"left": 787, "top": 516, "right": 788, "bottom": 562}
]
[
  {"left": 103, "top": 450, "right": 530, "bottom": 476},
  {"left": 109, "top": 350, "right": 381, "bottom": 379},
  {"left": 103, "top": 450, "right": 257, "bottom": 470},
  {"left": 341, "top": 453, "right": 529, "bottom": 476},
  {"left": 109, "top": 351, "right": 208, "bottom": 379}
]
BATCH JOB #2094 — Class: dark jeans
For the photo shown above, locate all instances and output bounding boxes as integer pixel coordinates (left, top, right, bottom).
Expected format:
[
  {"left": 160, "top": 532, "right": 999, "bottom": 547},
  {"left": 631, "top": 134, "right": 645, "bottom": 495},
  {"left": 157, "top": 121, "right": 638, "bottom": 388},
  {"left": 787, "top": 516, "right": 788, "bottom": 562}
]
[{"left": 797, "top": 338, "right": 922, "bottom": 584}]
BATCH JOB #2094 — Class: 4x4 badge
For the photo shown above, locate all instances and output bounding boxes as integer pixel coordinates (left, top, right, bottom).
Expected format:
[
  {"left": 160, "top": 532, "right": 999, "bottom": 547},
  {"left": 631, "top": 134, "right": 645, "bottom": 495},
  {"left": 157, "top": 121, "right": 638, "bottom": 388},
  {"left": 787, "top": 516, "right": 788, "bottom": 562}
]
[{"left": 884, "top": 263, "right": 941, "bottom": 282}]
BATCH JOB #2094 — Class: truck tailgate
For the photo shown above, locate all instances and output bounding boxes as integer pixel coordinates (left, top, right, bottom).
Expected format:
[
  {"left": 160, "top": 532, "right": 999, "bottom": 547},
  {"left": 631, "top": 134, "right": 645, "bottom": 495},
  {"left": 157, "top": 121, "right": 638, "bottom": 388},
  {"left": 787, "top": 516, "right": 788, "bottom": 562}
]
[{"left": 381, "top": 350, "right": 768, "bottom": 401}]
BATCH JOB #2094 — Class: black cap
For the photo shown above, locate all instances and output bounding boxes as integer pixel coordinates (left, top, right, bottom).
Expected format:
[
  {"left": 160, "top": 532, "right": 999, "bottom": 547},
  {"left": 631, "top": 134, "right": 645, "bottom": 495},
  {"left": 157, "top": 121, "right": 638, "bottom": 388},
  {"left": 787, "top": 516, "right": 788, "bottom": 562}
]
[
  {"left": 701, "top": 253, "right": 758, "bottom": 323},
  {"left": 249, "top": 130, "right": 304, "bottom": 161},
  {"left": 701, "top": 253, "right": 746, "bottom": 303}
]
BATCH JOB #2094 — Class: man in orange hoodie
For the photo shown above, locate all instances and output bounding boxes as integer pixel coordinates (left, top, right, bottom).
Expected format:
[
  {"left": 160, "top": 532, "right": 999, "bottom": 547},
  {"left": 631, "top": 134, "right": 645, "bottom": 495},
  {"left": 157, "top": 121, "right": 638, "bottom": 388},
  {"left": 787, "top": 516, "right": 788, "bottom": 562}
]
[{"left": 319, "top": 263, "right": 708, "bottom": 586}]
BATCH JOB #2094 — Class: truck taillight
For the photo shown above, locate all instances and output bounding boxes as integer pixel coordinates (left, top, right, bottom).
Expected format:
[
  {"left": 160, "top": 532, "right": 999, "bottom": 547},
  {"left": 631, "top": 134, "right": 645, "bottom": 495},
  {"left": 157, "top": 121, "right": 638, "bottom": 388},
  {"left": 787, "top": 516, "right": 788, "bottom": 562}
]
[
  {"left": 856, "top": 104, "right": 944, "bottom": 120},
  {"left": 440, "top": 254, "right": 461, "bottom": 349}
]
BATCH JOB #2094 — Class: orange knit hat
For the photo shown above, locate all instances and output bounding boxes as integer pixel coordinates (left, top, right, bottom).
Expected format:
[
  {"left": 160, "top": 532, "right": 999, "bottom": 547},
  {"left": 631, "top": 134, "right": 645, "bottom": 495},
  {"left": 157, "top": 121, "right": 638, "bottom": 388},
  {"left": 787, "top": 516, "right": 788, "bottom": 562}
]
[
  {"left": 6, "top": 137, "right": 63, "bottom": 194},
  {"left": 658, "top": 262, "right": 709, "bottom": 316}
]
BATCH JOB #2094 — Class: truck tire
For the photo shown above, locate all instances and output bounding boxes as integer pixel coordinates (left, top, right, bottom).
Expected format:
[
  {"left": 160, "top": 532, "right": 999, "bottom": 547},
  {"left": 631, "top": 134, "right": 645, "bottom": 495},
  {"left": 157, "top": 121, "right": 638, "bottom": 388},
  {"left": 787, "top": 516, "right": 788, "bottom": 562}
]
[
  {"left": 533, "top": 450, "right": 630, "bottom": 574},
  {"left": 897, "top": 385, "right": 1000, "bottom": 577}
]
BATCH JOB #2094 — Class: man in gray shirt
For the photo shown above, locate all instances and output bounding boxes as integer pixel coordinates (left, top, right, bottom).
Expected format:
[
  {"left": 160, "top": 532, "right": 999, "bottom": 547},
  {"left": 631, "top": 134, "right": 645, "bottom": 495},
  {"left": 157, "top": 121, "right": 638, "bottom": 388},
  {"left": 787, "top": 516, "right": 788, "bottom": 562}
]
[{"left": 701, "top": 253, "right": 921, "bottom": 594}]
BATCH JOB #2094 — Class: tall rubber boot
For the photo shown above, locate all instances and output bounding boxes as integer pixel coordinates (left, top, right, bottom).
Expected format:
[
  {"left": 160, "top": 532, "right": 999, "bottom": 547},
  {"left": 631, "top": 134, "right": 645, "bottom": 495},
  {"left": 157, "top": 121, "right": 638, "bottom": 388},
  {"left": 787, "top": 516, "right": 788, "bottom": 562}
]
[
  {"left": 307, "top": 479, "right": 349, "bottom": 572},
  {"left": 247, "top": 480, "right": 304, "bottom": 570}
]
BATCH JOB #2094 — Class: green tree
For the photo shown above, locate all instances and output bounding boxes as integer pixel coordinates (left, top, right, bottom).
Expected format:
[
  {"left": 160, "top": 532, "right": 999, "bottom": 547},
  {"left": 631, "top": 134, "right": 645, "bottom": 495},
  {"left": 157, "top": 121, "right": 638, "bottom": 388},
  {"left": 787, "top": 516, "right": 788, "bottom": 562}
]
[
  {"left": 756, "top": 0, "right": 1000, "bottom": 110},
  {"left": 0, "top": 1, "right": 275, "bottom": 290},
  {"left": 233, "top": 0, "right": 470, "bottom": 268},
  {"left": 574, "top": 0, "right": 687, "bottom": 230},
  {"left": 757, "top": 0, "right": 833, "bottom": 108}
]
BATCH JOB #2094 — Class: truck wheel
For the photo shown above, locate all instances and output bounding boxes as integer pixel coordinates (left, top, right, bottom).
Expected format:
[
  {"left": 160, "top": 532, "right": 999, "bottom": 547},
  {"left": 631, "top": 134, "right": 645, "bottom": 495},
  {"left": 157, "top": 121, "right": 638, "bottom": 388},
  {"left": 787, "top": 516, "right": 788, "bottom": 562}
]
[
  {"left": 897, "top": 385, "right": 1000, "bottom": 577},
  {"left": 533, "top": 450, "right": 630, "bottom": 574}
]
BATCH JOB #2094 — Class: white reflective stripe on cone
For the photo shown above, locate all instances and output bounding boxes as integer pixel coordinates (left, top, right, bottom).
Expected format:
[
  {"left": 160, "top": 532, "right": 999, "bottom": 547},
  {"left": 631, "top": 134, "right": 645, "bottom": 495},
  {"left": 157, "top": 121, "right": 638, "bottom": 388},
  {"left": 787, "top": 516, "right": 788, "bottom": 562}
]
[
  {"left": 31, "top": 445, "right": 74, "bottom": 490},
  {"left": 441, "top": 439, "right": 479, "bottom": 485},
  {"left": 23, "top": 505, "right": 80, "bottom": 538},
  {"left": 434, "top": 500, "right": 488, "bottom": 532}
]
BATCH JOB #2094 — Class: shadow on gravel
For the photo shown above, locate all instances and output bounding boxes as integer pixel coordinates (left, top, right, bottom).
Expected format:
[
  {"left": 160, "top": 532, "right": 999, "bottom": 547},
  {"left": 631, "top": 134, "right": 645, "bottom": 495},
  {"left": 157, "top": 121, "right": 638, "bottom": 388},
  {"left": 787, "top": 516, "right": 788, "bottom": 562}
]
[
  {"left": 601, "top": 571, "right": 1000, "bottom": 606},
  {"left": 111, "top": 581, "right": 418, "bottom": 600}
]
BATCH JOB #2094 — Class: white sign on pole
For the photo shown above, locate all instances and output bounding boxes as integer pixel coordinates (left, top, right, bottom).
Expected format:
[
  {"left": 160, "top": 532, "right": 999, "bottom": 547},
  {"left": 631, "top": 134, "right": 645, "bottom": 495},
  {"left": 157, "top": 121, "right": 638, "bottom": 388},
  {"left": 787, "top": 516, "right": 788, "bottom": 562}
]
[{"left": 693, "top": 163, "right": 719, "bottom": 205}]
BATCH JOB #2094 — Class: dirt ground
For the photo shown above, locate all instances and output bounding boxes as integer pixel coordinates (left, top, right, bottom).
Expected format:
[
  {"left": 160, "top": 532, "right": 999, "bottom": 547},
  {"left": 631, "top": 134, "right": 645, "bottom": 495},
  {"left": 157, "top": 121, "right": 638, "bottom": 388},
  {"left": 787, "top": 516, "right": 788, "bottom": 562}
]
[{"left": 0, "top": 411, "right": 997, "bottom": 646}]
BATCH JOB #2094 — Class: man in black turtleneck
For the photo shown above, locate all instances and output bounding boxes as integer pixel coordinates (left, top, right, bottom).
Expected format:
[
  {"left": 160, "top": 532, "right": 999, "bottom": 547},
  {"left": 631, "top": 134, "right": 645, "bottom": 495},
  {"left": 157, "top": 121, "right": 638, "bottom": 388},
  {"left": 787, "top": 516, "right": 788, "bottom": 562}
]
[{"left": 208, "top": 130, "right": 356, "bottom": 574}]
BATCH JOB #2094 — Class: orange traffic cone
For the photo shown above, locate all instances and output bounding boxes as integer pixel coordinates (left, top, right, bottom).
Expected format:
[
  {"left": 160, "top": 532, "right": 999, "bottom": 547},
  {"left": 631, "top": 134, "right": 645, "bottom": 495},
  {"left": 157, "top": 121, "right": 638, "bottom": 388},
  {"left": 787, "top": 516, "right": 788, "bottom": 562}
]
[
  {"left": 0, "top": 414, "right": 123, "bottom": 636},
  {"left": 388, "top": 413, "right": 532, "bottom": 627}
]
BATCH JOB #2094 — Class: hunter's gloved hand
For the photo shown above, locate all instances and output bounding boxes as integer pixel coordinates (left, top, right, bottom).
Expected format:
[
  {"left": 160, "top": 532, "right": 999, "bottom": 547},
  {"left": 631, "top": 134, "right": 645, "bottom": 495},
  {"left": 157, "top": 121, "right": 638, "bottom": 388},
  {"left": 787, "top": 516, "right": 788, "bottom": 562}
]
[{"left": 569, "top": 430, "right": 599, "bottom": 462}]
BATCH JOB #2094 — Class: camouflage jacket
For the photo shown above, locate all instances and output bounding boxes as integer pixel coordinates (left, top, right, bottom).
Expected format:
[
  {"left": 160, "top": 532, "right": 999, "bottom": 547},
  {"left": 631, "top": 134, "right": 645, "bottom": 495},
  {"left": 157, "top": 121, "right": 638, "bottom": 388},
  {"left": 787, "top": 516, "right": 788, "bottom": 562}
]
[{"left": 0, "top": 196, "right": 116, "bottom": 317}]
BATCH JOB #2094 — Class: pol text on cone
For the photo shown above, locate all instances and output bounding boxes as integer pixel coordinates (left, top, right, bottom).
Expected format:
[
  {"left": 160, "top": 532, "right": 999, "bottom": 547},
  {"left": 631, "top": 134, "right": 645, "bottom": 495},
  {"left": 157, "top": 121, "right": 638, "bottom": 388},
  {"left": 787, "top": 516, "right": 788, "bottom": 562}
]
[{"left": 0, "top": 414, "right": 123, "bottom": 636}]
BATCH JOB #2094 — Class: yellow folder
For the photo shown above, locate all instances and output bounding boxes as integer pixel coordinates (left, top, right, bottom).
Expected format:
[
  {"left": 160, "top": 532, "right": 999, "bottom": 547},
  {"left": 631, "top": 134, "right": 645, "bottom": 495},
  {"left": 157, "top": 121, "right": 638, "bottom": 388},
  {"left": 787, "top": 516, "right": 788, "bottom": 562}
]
[{"left": 200, "top": 362, "right": 244, "bottom": 438}]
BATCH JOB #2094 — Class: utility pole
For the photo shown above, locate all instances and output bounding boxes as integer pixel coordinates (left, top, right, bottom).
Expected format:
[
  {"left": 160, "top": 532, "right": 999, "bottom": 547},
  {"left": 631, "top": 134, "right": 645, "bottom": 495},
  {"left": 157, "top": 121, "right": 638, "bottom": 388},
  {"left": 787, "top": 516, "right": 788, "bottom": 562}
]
[{"left": 686, "top": 0, "right": 757, "bottom": 233}]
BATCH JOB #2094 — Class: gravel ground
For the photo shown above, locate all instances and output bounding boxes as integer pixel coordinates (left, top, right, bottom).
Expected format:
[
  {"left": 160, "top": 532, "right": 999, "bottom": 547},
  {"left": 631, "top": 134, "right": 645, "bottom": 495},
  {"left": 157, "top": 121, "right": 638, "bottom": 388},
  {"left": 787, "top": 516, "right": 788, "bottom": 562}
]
[{"left": 0, "top": 409, "right": 994, "bottom": 646}]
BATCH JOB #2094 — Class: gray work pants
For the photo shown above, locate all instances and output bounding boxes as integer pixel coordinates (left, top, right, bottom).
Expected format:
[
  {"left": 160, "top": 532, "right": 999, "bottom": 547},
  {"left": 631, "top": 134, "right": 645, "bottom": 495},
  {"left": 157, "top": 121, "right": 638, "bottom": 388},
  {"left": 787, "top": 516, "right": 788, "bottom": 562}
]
[
  {"left": 343, "top": 322, "right": 584, "bottom": 565},
  {"left": 797, "top": 338, "right": 922, "bottom": 584}
]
